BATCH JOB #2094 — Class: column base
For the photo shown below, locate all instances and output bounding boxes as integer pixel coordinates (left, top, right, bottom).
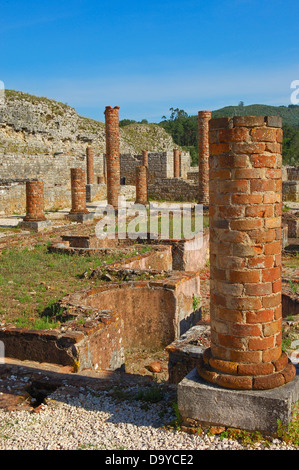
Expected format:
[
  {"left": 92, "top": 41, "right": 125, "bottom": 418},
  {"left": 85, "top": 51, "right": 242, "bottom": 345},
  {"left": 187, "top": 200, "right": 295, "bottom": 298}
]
[
  {"left": 197, "top": 348, "right": 297, "bottom": 390},
  {"left": 18, "top": 220, "right": 51, "bottom": 232},
  {"left": 178, "top": 366, "right": 299, "bottom": 435}
]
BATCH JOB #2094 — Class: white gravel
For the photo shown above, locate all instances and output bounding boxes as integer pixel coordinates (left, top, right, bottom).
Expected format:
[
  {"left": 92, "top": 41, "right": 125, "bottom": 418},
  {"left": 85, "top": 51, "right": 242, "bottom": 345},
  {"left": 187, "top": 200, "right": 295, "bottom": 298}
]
[{"left": 0, "top": 383, "right": 298, "bottom": 451}]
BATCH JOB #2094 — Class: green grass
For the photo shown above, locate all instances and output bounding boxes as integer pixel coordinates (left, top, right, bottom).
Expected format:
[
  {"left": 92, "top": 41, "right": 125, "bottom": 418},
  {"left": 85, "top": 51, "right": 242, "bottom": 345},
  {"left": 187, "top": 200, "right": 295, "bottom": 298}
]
[
  {"left": 0, "top": 243, "right": 140, "bottom": 326},
  {"left": 277, "top": 401, "right": 299, "bottom": 447}
]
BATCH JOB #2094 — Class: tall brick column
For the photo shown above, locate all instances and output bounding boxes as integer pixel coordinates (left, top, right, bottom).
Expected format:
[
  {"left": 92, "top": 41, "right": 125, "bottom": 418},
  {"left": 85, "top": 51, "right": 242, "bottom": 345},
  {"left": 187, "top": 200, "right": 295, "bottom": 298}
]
[
  {"left": 86, "top": 146, "right": 95, "bottom": 185},
  {"left": 173, "top": 148, "right": 180, "bottom": 178},
  {"left": 197, "top": 116, "right": 296, "bottom": 390},
  {"left": 105, "top": 106, "right": 120, "bottom": 210},
  {"left": 135, "top": 165, "right": 148, "bottom": 205},
  {"left": 69, "top": 168, "right": 89, "bottom": 216},
  {"left": 198, "top": 111, "right": 211, "bottom": 205},
  {"left": 142, "top": 150, "right": 149, "bottom": 168},
  {"left": 24, "top": 180, "right": 46, "bottom": 221}
]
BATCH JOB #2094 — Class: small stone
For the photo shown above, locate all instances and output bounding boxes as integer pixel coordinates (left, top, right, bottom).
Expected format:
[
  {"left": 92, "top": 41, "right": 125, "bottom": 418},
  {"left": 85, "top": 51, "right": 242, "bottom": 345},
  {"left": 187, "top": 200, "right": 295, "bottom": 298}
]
[
  {"left": 209, "top": 426, "right": 226, "bottom": 435},
  {"left": 148, "top": 362, "right": 162, "bottom": 373}
]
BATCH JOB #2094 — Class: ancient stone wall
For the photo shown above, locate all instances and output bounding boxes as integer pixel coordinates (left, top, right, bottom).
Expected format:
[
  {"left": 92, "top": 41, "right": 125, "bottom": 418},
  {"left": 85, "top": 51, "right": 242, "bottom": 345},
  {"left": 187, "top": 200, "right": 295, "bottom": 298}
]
[
  {"left": 282, "top": 165, "right": 299, "bottom": 201},
  {"left": 120, "top": 151, "right": 191, "bottom": 185},
  {"left": 0, "top": 151, "right": 104, "bottom": 186},
  {"left": 148, "top": 178, "right": 198, "bottom": 202},
  {"left": 0, "top": 148, "right": 191, "bottom": 214},
  {"left": 286, "top": 165, "right": 299, "bottom": 181}
]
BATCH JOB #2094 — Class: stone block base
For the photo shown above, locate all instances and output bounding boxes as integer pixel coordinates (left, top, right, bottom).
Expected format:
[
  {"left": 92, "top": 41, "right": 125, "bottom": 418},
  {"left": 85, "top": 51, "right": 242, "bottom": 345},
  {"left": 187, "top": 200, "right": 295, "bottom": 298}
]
[
  {"left": 178, "top": 367, "right": 299, "bottom": 435},
  {"left": 19, "top": 220, "right": 51, "bottom": 232},
  {"left": 68, "top": 213, "right": 94, "bottom": 223}
]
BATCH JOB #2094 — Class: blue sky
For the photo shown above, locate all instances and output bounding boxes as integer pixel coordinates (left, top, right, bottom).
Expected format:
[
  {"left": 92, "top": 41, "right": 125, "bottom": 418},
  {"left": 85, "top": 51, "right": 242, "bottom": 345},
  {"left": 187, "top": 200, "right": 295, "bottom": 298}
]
[{"left": 0, "top": 0, "right": 298, "bottom": 122}]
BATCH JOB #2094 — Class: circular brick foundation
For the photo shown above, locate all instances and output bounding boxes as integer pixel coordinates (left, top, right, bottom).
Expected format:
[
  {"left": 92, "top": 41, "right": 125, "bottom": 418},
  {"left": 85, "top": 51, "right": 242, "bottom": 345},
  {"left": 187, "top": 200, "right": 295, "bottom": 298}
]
[
  {"left": 198, "top": 111, "right": 211, "bottom": 205},
  {"left": 135, "top": 165, "right": 148, "bottom": 205},
  {"left": 69, "top": 168, "right": 89, "bottom": 215},
  {"left": 23, "top": 180, "right": 46, "bottom": 221},
  {"left": 196, "top": 115, "right": 296, "bottom": 390},
  {"left": 105, "top": 106, "right": 120, "bottom": 209}
]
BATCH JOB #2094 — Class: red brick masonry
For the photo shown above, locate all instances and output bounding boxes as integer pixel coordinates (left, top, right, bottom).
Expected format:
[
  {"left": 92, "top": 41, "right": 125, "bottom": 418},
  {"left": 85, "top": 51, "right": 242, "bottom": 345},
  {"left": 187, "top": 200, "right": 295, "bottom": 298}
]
[
  {"left": 23, "top": 180, "right": 46, "bottom": 221},
  {"left": 142, "top": 150, "right": 149, "bottom": 168},
  {"left": 86, "top": 146, "right": 95, "bottom": 185},
  {"left": 69, "top": 168, "right": 89, "bottom": 215},
  {"left": 173, "top": 148, "right": 180, "bottom": 178},
  {"left": 197, "top": 115, "right": 296, "bottom": 390},
  {"left": 105, "top": 106, "right": 120, "bottom": 209},
  {"left": 135, "top": 165, "right": 148, "bottom": 205},
  {"left": 198, "top": 111, "right": 212, "bottom": 205}
]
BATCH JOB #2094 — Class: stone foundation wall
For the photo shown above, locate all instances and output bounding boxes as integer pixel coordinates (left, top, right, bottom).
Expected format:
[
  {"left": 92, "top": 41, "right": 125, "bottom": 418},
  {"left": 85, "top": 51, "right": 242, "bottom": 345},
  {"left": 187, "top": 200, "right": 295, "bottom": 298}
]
[
  {"left": 283, "top": 181, "right": 299, "bottom": 202},
  {"left": 0, "top": 152, "right": 104, "bottom": 187},
  {"left": 120, "top": 151, "right": 191, "bottom": 185},
  {"left": 0, "top": 150, "right": 192, "bottom": 214},
  {"left": 148, "top": 178, "right": 198, "bottom": 202},
  {"left": 286, "top": 165, "right": 299, "bottom": 181},
  {"left": 61, "top": 271, "right": 200, "bottom": 351}
]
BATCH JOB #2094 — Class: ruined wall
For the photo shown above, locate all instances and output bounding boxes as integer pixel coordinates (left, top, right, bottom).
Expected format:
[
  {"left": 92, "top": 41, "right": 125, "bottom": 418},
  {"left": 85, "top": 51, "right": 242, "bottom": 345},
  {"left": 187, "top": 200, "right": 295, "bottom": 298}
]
[
  {"left": 120, "top": 151, "right": 191, "bottom": 185},
  {"left": 0, "top": 152, "right": 104, "bottom": 187},
  {"left": 282, "top": 165, "right": 299, "bottom": 201},
  {"left": 0, "top": 149, "right": 192, "bottom": 214},
  {"left": 286, "top": 165, "right": 299, "bottom": 181},
  {"left": 148, "top": 178, "right": 198, "bottom": 202}
]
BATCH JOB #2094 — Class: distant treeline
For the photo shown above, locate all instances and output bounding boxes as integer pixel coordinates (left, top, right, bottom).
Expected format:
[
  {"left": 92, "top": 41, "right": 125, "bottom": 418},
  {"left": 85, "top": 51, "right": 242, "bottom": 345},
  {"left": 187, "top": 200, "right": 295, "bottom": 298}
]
[{"left": 120, "top": 105, "right": 299, "bottom": 167}]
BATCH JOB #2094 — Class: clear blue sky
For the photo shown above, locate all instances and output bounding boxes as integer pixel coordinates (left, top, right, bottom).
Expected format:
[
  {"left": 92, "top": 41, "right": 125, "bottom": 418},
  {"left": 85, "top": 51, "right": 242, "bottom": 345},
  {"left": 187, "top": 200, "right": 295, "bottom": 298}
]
[{"left": 0, "top": 0, "right": 298, "bottom": 122}]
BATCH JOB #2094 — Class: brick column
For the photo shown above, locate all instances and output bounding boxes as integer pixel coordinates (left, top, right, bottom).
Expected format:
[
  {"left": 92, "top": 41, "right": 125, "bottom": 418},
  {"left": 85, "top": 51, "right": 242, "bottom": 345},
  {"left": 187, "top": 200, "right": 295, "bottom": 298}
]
[
  {"left": 24, "top": 180, "right": 46, "bottom": 221},
  {"left": 105, "top": 106, "right": 120, "bottom": 209},
  {"left": 86, "top": 146, "right": 94, "bottom": 185},
  {"left": 173, "top": 148, "right": 180, "bottom": 178},
  {"left": 197, "top": 115, "right": 296, "bottom": 390},
  {"left": 69, "top": 168, "right": 89, "bottom": 215},
  {"left": 142, "top": 150, "right": 149, "bottom": 168},
  {"left": 198, "top": 111, "right": 211, "bottom": 205},
  {"left": 135, "top": 165, "right": 148, "bottom": 205}
]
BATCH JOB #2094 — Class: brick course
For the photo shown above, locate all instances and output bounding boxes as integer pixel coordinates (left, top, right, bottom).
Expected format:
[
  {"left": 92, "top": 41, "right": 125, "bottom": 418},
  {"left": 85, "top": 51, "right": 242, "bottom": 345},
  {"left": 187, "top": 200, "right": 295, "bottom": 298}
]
[
  {"left": 135, "top": 165, "right": 148, "bottom": 205},
  {"left": 105, "top": 106, "right": 120, "bottom": 209},
  {"left": 86, "top": 146, "right": 95, "bottom": 185},
  {"left": 197, "top": 115, "right": 296, "bottom": 390},
  {"left": 69, "top": 168, "right": 89, "bottom": 215},
  {"left": 23, "top": 180, "right": 46, "bottom": 221},
  {"left": 142, "top": 150, "right": 149, "bottom": 168},
  {"left": 198, "top": 111, "right": 211, "bottom": 204},
  {"left": 173, "top": 149, "right": 180, "bottom": 178}
]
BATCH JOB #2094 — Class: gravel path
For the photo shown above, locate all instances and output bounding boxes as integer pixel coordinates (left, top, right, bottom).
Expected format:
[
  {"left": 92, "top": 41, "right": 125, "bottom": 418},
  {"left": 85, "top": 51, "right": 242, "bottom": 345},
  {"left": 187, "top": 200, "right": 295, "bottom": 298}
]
[{"left": 0, "top": 383, "right": 297, "bottom": 451}]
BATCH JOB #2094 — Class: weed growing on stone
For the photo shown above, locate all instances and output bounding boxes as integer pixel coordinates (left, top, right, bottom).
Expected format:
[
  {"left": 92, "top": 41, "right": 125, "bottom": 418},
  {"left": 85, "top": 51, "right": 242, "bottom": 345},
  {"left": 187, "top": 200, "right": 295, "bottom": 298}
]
[
  {"left": 218, "top": 428, "right": 269, "bottom": 448},
  {"left": 277, "top": 401, "right": 299, "bottom": 447}
]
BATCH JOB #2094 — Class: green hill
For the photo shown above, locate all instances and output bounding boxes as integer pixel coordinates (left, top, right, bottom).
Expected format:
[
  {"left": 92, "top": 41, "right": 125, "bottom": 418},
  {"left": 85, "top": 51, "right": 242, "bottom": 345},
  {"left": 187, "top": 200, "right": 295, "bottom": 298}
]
[
  {"left": 159, "top": 105, "right": 299, "bottom": 166},
  {"left": 212, "top": 104, "right": 299, "bottom": 128}
]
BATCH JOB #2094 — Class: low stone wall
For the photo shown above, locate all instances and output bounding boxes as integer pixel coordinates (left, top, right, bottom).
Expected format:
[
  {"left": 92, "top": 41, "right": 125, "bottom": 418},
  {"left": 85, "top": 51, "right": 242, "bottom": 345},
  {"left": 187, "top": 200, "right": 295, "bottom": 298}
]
[
  {"left": 166, "top": 324, "right": 210, "bottom": 384},
  {"left": 282, "top": 212, "right": 299, "bottom": 238},
  {"left": 0, "top": 152, "right": 104, "bottom": 187},
  {"left": 60, "top": 270, "right": 201, "bottom": 351},
  {"left": 283, "top": 181, "right": 299, "bottom": 202},
  {"left": 0, "top": 311, "right": 125, "bottom": 372},
  {"left": 148, "top": 178, "right": 198, "bottom": 202},
  {"left": 0, "top": 182, "right": 136, "bottom": 215},
  {"left": 286, "top": 165, "right": 299, "bottom": 181},
  {"left": 0, "top": 181, "right": 73, "bottom": 215},
  {"left": 50, "top": 230, "right": 210, "bottom": 272},
  {"left": 120, "top": 151, "right": 191, "bottom": 185}
]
